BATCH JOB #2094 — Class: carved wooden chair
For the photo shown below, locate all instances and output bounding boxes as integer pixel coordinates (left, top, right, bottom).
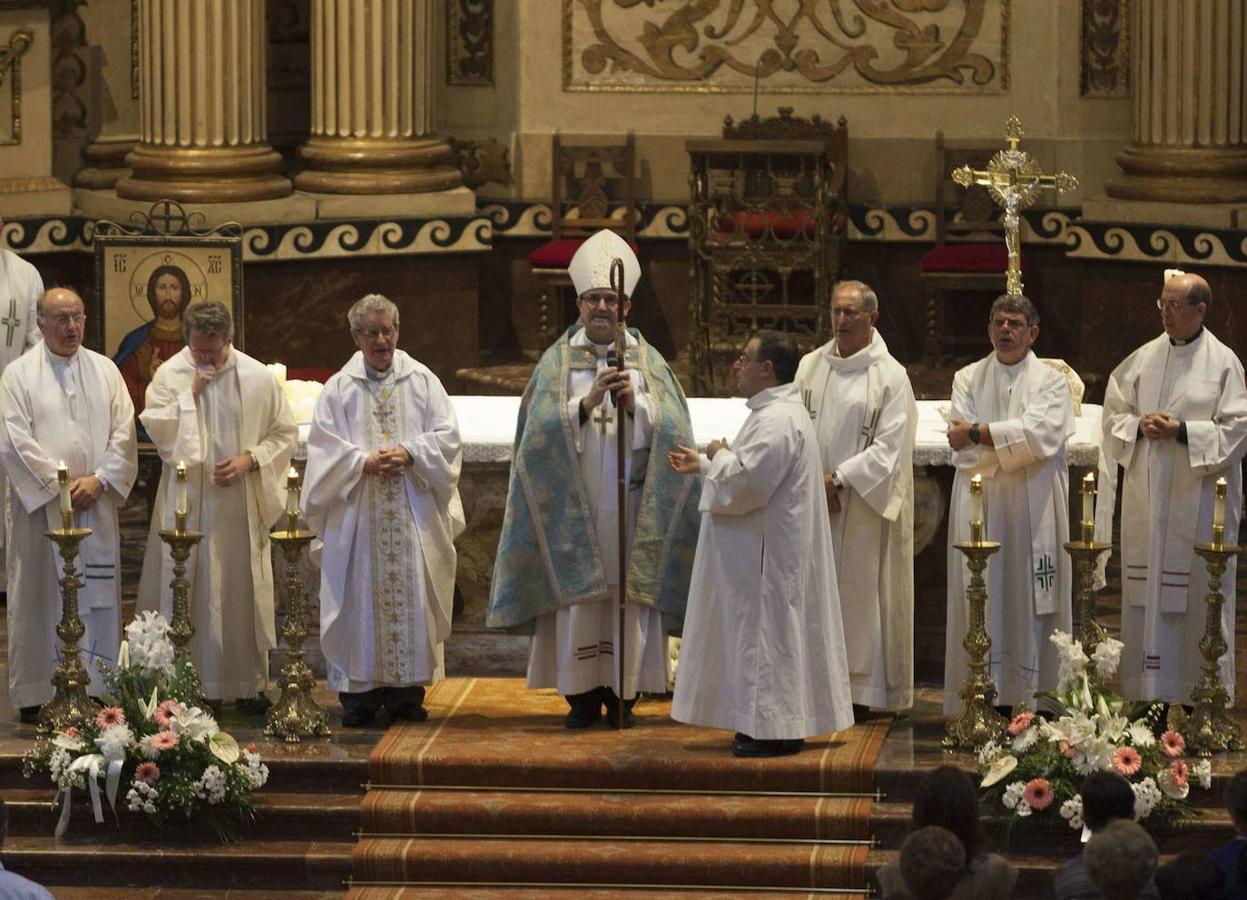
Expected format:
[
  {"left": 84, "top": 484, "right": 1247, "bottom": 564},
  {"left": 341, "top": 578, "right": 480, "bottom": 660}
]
[
  {"left": 686, "top": 109, "right": 848, "bottom": 395},
  {"left": 527, "top": 132, "right": 638, "bottom": 346},
  {"left": 919, "top": 131, "right": 1013, "bottom": 364}
]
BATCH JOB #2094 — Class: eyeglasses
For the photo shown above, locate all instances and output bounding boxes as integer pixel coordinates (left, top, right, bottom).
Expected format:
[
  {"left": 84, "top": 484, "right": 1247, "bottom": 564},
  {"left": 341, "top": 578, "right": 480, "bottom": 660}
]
[
  {"left": 46, "top": 313, "right": 86, "bottom": 327},
  {"left": 581, "top": 293, "right": 621, "bottom": 308},
  {"left": 737, "top": 352, "right": 760, "bottom": 364},
  {"left": 1156, "top": 298, "right": 1197, "bottom": 313},
  {"left": 990, "top": 317, "right": 1030, "bottom": 332},
  {"left": 354, "top": 326, "right": 396, "bottom": 340}
]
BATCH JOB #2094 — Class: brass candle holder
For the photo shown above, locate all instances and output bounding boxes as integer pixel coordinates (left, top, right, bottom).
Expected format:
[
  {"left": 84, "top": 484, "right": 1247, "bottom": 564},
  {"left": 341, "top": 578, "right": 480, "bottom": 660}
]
[
  {"left": 944, "top": 512, "right": 1007, "bottom": 750},
  {"left": 265, "top": 471, "right": 330, "bottom": 742},
  {"left": 38, "top": 522, "right": 98, "bottom": 734},
  {"left": 1064, "top": 521, "right": 1111, "bottom": 689},
  {"left": 1186, "top": 539, "right": 1243, "bottom": 757},
  {"left": 159, "top": 464, "right": 206, "bottom": 705}
]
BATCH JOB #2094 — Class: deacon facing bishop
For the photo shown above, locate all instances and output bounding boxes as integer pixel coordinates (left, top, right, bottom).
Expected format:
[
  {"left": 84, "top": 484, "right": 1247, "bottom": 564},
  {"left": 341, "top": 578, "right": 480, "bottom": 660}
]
[
  {"left": 670, "top": 330, "right": 854, "bottom": 757},
  {"left": 487, "top": 229, "right": 700, "bottom": 729},
  {"left": 0, "top": 287, "right": 137, "bottom": 723},
  {"left": 1102, "top": 271, "right": 1247, "bottom": 704},
  {"left": 944, "top": 294, "right": 1073, "bottom": 715},
  {"left": 138, "top": 300, "right": 296, "bottom": 711},
  {"left": 794, "top": 280, "right": 917, "bottom": 715},
  {"left": 304, "top": 294, "right": 464, "bottom": 727}
]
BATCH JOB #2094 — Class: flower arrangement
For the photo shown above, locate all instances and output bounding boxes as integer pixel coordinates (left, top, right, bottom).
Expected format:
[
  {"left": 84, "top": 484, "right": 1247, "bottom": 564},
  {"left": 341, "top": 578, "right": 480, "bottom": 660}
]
[
  {"left": 977, "top": 630, "right": 1208, "bottom": 831},
  {"left": 23, "top": 612, "right": 268, "bottom": 842}
]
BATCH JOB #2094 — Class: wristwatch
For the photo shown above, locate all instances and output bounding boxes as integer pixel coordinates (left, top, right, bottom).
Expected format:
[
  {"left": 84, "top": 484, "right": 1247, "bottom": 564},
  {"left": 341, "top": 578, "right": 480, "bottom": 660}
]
[
  {"left": 968, "top": 423, "right": 981, "bottom": 445},
  {"left": 830, "top": 471, "right": 844, "bottom": 491},
  {"left": 245, "top": 450, "right": 260, "bottom": 472}
]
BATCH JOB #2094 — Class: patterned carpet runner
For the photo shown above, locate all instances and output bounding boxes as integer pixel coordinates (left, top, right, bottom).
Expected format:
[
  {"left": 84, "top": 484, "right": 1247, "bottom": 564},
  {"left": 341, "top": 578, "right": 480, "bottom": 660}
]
[{"left": 349, "top": 678, "right": 890, "bottom": 898}]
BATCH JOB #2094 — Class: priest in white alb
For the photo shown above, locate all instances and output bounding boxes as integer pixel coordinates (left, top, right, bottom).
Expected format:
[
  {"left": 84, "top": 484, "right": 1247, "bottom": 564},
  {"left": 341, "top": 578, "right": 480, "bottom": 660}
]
[
  {"left": 944, "top": 294, "right": 1073, "bottom": 715},
  {"left": 303, "top": 294, "right": 463, "bottom": 727},
  {"left": 795, "top": 280, "right": 917, "bottom": 716},
  {"left": 0, "top": 287, "right": 136, "bottom": 722},
  {"left": 1102, "top": 271, "right": 1247, "bottom": 704},
  {"left": 670, "top": 330, "right": 854, "bottom": 758},
  {"left": 137, "top": 300, "right": 296, "bottom": 712},
  {"left": 487, "top": 229, "right": 700, "bottom": 730}
]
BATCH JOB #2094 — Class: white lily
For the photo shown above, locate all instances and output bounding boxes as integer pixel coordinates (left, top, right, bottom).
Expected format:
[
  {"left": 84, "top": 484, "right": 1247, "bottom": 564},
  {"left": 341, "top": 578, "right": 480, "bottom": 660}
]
[
  {"left": 117, "top": 640, "right": 130, "bottom": 670},
  {"left": 138, "top": 686, "right": 159, "bottom": 721}
]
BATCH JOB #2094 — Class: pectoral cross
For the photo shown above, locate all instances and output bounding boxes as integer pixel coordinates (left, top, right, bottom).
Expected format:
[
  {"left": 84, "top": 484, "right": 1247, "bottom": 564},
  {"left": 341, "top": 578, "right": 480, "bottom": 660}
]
[
  {"left": 860, "top": 408, "right": 881, "bottom": 447},
  {"left": 951, "top": 117, "right": 1079, "bottom": 296},
  {"left": 1, "top": 298, "right": 20, "bottom": 347}
]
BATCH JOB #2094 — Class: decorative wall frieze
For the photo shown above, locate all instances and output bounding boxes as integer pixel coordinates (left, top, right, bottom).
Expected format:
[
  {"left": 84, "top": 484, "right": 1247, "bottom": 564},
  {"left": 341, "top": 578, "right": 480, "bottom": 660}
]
[
  {"left": 1080, "top": 0, "right": 1129, "bottom": 98},
  {"left": 448, "top": 0, "right": 493, "bottom": 86},
  {"left": 563, "top": 0, "right": 1009, "bottom": 93}
]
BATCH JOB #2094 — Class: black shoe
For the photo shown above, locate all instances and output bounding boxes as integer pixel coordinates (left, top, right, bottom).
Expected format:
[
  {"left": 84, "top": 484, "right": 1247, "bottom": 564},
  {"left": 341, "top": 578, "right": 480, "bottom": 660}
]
[
  {"left": 235, "top": 693, "right": 272, "bottom": 716},
  {"left": 382, "top": 686, "right": 428, "bottom": 723},
  {"left": 732, "top": 734, "right": 805, "bottom": 758},
  {"left": 18, "top": 706, "right": 39, "bottom": 725},
  {"left": 564, "top": 690, "right": 603, "bottom": 729},
  {"left": 602, "top": 688, "right": 637, "bottom": 729},
  {"left": 852, "top": 703, "right": 870, "bottom": 723},
  {"left": 340, "top": 689, "right": 383, "bottom": 728},
  {"left": 341, "top": 706, "right": 376, "bottom": 727}
]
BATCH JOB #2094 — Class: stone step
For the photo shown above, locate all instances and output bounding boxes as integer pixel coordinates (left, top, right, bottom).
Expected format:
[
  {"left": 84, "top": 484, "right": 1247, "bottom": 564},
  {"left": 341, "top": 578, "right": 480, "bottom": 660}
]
[
  {"left": 2, "top": 835, "right": 352, "bottom": 892},
  {"left": 360, "top": 788, "right": 873, "bottom": 841},
  {"left": 4, "top": 787, "right": 362, "bottom": 842}
]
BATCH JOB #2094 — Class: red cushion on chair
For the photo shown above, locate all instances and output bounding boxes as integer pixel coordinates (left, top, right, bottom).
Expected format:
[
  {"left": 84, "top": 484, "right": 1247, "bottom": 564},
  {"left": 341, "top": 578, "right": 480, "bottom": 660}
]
[
  {"left": 714, "top": 210, "right": 817, "bottom": 241},
  {"left": 920, "top": 243, "right": 1019, "bottom": 273},
  {"left": 528, "top": 237, "right": 640, "bottom": 270}
]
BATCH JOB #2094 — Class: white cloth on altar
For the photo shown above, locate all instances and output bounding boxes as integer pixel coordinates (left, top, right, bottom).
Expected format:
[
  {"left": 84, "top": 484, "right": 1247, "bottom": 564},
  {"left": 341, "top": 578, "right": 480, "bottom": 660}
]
[
  {"left": 795, "top": 330, "right": 917, "bottom": 711},
  {"left": 1102, "top": 329, "right": 1247, "bottom": 703},
  {"left": 304, "top": 350, "right": 463, "bottom": 693},
  {"left": 526, "top": 328, "right": 669, "bottom": 699},
  {"left": 672, "top": 383, "right": 854, "bottom": 740},
  {"left": 944, "top": 352, "right": 1074, "bottom": 714},
  {"left": 137, "top": 346, "right": 296, "bottom": 701},
  {"left": 0, "top": 344, "right": 136, "bottom": 707}
]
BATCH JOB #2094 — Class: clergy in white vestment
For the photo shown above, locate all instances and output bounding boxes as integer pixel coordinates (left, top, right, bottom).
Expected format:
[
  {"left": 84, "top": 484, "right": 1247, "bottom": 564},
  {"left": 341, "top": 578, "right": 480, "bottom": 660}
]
[
  {"left": 0, "top": 245, "right": 46, "bottom": 564},
  {"left": 944, "top": 294, "right": 1074, "bottom": 715},
  {"left": 669, "top": 330, "right": 854, "bottom": 758},
  {"left": 795, "top": 280, "right": 917, "bottom": 715},
  {"left": 303, "top": 294, "right": 464, "bottom": 728},
  {"left": 0, "top": 287, "right": 136, "bottom": 722},
  {"left": 487, "top": 229, "right": 700, "bottom": 730},
  {"left": 137, "top": 301, "right": 296, "bottom": 710},
  {"left": 1102, "top": 272, "right": 1247, "bottom": 704}
]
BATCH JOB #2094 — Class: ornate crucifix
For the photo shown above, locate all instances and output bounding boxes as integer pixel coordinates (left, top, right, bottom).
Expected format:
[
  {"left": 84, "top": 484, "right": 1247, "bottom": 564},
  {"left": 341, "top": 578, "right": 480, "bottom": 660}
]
[{"left": 951, "top": 117, "right": 1079, "bottom": 296}]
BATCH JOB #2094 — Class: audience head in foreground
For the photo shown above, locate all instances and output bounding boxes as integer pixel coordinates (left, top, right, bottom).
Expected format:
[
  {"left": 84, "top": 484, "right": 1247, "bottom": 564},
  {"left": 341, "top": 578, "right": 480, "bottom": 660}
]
[
  {"left": 899, "top": 826, "right": 966, "bottom": 900},
  {"left": 1084, "top": 819, "right": 1158, "bottom": 900}
]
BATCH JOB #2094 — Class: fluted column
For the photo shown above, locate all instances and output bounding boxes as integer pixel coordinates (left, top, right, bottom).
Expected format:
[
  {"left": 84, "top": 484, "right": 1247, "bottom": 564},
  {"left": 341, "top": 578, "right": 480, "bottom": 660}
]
[
  {"left": 116, "top": 0, "right": 291, "bottom": 202},
  {"left": 1108, "top": 0, "right": 1247, "bottom": 202},
  {"left": 295, "top": 0, "right": 462, "bottom": 194}
]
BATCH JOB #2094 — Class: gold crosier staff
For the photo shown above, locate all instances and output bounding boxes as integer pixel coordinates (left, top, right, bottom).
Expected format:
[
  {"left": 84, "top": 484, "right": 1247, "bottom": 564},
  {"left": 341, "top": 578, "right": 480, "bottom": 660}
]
[{"left": 609, "top": 257, "right": 629, "bottom": 730}]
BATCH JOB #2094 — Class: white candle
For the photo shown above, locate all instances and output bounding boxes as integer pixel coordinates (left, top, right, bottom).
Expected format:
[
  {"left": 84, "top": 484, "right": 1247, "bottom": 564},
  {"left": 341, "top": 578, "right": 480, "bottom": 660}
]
[
  {"left": 1082, "top": 471, "right": 1096, "bottom": 525},
  {"left": 970, "top": 474, "right": 983, "bottom": 526},
  {"left": 175, "top": 461, "right": 188, "bottom": 517},
  {"left": 1214, "top": 477, "right": 1227, "bottom": 529},
  {"left": 57, "top": 462, "right": 71, "bottom": 519},
  {"left": 285, "top": 466, "right": 300, "bottom": 517}
]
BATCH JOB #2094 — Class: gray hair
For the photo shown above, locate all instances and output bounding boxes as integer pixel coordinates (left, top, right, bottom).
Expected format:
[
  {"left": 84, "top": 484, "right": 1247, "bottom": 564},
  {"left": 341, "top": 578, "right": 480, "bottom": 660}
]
[
  {"left": 347, "top": 294, "right": 400, "bottom": 331},
  {"left": 833, "top": 280, "right": 878, "bottom": 313},
  {"left": 1084, "top": 819, "right": 1157, "bottom": 900},
  {"left": 990, "top": 293, "right": 1040, "bottom": 326},
  {"left": 183, "top": 300, "right": 233, "bottom": 341}
]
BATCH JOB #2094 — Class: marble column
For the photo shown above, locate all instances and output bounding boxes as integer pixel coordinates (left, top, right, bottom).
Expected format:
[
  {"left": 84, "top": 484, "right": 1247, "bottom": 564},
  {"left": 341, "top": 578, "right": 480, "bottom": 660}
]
[
  {"left": 295, "top": 0, "right": 462, "bottom": 194},
  {"left": 117, "top": 0, "right": 291, "bottom": 203},
  {"left": 1108, "top": 0, "right": 1247, "bottom": 202}
]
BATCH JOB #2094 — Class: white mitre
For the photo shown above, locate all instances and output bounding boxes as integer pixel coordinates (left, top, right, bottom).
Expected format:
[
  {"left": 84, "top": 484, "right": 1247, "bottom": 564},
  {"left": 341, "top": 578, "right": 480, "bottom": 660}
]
[{"left": 568, "top": 229, "right": 639, "bottom": 298}]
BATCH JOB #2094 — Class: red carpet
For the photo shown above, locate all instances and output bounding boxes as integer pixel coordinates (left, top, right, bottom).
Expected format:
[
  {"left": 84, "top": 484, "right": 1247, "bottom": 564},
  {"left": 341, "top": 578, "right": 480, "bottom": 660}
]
[{"left": 350, "top": 678, "right": 888, "bottom": 897}]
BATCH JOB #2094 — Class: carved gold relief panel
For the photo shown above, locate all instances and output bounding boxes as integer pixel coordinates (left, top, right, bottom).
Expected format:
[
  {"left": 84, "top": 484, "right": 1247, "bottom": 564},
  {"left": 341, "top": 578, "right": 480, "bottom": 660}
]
[
  {"left": 563, "top": 0, "right": 1009, "bottom": 94},
  {"left": 0, "top": 29, "right": 32, "bottom": 145},
  {"left": 1080, "top": 0, "right": 1129, "bottom": 98}
]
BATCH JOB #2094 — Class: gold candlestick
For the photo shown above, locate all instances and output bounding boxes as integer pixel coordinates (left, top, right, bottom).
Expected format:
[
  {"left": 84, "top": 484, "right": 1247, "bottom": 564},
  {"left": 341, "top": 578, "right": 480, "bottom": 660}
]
[
  {"left": 159, "top": 476, "right": 206, "bottom": 705},
  {"left": 1186, "top": 541, "right": 1243, "bottom": 757},
  {"left": 265, "top": 469, "right": 329, "bottom": 743},
  {"left": 1064, "top": 538, "right": 1112, "bottom": 687},
  {"left": 38, "top": 524, "right": 98, "bottom": 734},
  {"left": 944, "top": 533, "right": 1008, "bottom": 750}
]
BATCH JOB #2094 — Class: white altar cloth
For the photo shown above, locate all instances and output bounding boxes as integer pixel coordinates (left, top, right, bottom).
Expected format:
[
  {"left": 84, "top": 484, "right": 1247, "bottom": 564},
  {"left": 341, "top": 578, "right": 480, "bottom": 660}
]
[{"left": 450, "top": 396, "right": 1103, "bottom": 468}]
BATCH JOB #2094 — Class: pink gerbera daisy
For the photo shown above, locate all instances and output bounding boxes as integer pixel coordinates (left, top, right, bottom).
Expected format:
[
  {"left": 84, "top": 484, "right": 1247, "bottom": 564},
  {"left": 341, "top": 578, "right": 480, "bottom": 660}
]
[
  {"left": 1024, "top": 778, "right": 1055, "bottom": 811},
  {"left": 1160, "top": 730, "right": 1186, "bottom": 758},
  {"left": 245, "top": 742, "right": 257, "bottom": 754},
  {"left": 96, "top": 707, "right": 125, "bottom": 729},
  {"left": 151, "top": 731, "right": 179, "bottom": 751},
  {"left": 1008, "top": 711, "right": 1035, "bottom": 736},
  {"left": 1170, "top": 759, "right": 1190, "bottom": 788},
  {"left": 63, "top": 726, "right": 79, "bottom": 739},
  {"left": 134, "top": 762, "right": 160, "bottom": 785},
  {"left": 1113, "top": 746, "right": 1143, "bottom": 776},
  {"left": 1059, "top": 740, "right": 1078, "bottom": 759},
  {"left": 153, "top": 700, "right": 181, "bottom": 728}
]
